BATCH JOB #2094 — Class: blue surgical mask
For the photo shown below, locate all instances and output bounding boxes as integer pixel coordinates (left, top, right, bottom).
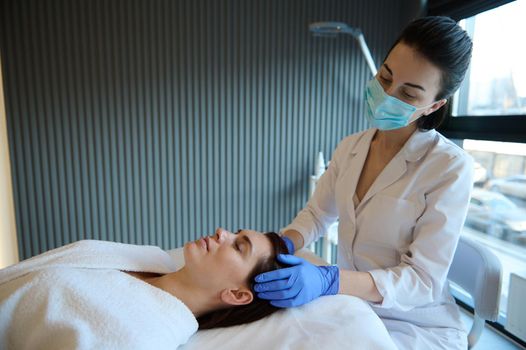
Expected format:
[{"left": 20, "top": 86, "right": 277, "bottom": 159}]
[{"left": 365, "top": 78, "right": 434, "bottom": 131}]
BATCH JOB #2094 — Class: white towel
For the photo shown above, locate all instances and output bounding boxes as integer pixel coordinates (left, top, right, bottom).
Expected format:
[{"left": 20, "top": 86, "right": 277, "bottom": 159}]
[{"left": 0, "top": 240, "right": 198, "bottom": 349}]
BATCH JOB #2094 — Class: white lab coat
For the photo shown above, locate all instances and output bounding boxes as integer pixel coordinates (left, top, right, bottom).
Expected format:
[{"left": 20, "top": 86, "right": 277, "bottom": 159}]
[{"left": 282, "top": 128, "right": 473, "bottom": 350}]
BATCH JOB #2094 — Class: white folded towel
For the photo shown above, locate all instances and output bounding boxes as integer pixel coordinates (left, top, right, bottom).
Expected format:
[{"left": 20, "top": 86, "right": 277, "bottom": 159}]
[{"left": 0, "top": 240, "right": 198, "bottom": 349}]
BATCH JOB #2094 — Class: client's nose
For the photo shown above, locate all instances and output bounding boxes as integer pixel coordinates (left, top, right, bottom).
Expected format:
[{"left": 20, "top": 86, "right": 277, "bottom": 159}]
[{"left": 215, "top": 227, "right": 229, "bottom": 243}]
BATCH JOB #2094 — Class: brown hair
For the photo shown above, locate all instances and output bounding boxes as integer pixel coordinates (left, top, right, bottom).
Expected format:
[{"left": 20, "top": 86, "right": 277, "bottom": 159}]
[{"left": 196, "top": 232, "right": 288, "bottom": 329}]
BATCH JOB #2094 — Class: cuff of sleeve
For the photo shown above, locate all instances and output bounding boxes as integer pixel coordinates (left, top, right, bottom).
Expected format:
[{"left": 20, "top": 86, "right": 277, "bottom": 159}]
[
  {"left": 367, "top": 269, "right": 394, "bottom": 309},
  {"left": 322, "top": 265, "right": 340, "bottom": 296}
]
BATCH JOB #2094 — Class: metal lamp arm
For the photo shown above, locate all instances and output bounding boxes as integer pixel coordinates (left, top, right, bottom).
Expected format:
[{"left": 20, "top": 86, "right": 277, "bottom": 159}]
[{"left": 355, "top": 33, "right": 377, "bottom": 76}]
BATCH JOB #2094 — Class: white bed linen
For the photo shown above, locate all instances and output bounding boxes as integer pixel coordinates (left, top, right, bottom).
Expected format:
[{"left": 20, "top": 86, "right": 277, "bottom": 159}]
[{"left": 167, "top": 248, "right": 398, "bottom": 350}]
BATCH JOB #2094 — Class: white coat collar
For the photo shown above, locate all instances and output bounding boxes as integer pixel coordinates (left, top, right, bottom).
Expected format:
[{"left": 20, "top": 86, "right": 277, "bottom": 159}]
[
  {"left": 346, "top": 128, "right": 437, "bottom": 211},
  {"left": 401, "top": 128, "right": 437, "bottom": 162}
]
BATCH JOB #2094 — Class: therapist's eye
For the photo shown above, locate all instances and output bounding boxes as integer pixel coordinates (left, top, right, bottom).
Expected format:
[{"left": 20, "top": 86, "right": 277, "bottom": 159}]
[
  {"left": 403, "top": 91, "right": 416, "bottom": 99},
  {"left": 379, "top": 75, "right": 391, "bottom": 84}
]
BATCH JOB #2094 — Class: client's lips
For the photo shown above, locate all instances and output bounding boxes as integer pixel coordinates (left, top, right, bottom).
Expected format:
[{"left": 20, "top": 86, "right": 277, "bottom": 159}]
[{"left": 199, "top": 237, "right": 209, "bottom": 251}]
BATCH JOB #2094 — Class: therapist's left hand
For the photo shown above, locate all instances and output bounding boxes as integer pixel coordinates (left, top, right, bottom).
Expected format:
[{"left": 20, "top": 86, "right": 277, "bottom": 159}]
[{"left": 254, "top": 254, "right": 339, "bottom": 308}]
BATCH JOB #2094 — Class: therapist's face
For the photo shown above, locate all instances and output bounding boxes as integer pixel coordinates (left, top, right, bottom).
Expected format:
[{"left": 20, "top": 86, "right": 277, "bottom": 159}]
[
  {"left": 377, "top": 42, "right": 446, "bottom": 116},
  {"left": 184, "top": 227, "right": 273, "bottom": 305}
]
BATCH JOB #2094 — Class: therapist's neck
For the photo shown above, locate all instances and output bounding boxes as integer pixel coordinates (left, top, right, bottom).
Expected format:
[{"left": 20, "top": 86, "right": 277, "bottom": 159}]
[
  {"left": 146, "top": 268, "right": 218, "bottom": 317},
  {"left": 374, "top": 124, "right": 417, "bottom": 151}
]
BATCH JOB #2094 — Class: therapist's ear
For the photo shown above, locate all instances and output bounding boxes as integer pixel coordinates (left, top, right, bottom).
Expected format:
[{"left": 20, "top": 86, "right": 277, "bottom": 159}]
[
  {"left": 424, "top": 99, "right": 447, "bottom": 116},
  {"left": 220, "top": 288, "right": 254, "bottom": 306}
]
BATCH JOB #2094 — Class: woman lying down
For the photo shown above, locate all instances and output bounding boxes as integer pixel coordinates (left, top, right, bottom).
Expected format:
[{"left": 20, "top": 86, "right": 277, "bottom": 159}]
[{"left": 0, "top": 228, "right": 288, "bottom": 349}]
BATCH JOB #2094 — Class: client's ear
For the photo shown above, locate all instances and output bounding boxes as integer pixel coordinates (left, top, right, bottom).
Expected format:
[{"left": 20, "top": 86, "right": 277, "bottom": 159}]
[{"left": 220, "top": 288, "right": 254, "bottom": 306}]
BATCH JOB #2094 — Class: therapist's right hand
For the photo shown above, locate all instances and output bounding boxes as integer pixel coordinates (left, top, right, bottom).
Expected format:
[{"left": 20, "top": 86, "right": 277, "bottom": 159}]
[
  {"left": 280, "top": 236, "right": 295, "bottom": 254},
  {"left": 253, "top": 254, "right": 339, "bottom": 308}
]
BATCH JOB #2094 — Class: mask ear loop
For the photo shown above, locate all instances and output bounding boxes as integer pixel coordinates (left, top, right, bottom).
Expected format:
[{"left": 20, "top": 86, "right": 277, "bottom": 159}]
[
  {"left": 423, "top": 98, "right": 448, "bottom": 116},
  {"left": 409, "top": 98, "right": 449, "bottom": 126},
  {"left": 408, "top": 100, "right": 439, "bottom": 124}
]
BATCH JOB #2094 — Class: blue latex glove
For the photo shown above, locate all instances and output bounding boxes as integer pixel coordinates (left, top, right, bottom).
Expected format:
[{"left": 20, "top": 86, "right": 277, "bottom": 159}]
[
  {"left": 254, "top": 254, "right": 339, "bottom": 308},
  {"left": 281, "top": 235, "right": 295, "bottom": 254}
]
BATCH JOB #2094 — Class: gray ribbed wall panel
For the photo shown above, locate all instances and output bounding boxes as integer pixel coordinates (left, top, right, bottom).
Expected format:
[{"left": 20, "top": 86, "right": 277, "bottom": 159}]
[{"left": 0, "top": 0, "right": 420, "bottom": 259}]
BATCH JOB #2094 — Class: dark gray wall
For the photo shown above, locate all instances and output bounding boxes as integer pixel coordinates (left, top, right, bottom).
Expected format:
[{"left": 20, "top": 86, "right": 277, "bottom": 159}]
[{"left": 0, "top": 0, "right": 421, "bottom": 259}]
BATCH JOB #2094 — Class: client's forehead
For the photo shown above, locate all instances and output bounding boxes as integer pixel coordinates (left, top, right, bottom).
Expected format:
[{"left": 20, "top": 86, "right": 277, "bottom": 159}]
[{"left": 239, "top": 229, "right": 272, "bottom": 260}]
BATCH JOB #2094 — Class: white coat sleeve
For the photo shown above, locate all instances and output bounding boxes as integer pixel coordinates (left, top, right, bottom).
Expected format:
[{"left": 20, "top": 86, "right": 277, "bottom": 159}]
[
  {"left": 280, "top": 144, "right": 343, "bottom": 247},
  {"left": 368, "top": 153, "right": 474, "bottom": 311}
]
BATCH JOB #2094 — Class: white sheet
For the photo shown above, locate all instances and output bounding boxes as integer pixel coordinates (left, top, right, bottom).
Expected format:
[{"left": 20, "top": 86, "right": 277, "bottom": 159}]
[{"left": 167, "top": 248, "right": 398, "bottom": 350}]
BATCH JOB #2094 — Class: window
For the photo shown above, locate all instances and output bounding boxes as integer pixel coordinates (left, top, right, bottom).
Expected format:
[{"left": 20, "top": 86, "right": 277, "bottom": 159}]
[
  {"left": 452, "top": 1, "right": 526, "bottom": 117},
  {"left": 458, "top": 139, "right": 526, "bottom": 327}
]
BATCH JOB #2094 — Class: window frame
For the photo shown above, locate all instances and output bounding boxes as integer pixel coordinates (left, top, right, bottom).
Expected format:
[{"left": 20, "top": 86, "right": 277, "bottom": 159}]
[{"left": 438, "top": 115, "right": 526, "bottom": 143}]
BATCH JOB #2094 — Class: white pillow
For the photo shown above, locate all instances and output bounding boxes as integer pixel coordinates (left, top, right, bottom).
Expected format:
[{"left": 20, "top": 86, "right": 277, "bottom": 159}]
[{"left": 167, "top": 248, "right": 397, "bottom": 350}]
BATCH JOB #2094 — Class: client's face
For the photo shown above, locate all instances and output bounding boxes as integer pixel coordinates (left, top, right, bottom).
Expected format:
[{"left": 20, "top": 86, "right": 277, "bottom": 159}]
[{"left": 183, "top": 227, "right": 272, "bottom": 299}]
